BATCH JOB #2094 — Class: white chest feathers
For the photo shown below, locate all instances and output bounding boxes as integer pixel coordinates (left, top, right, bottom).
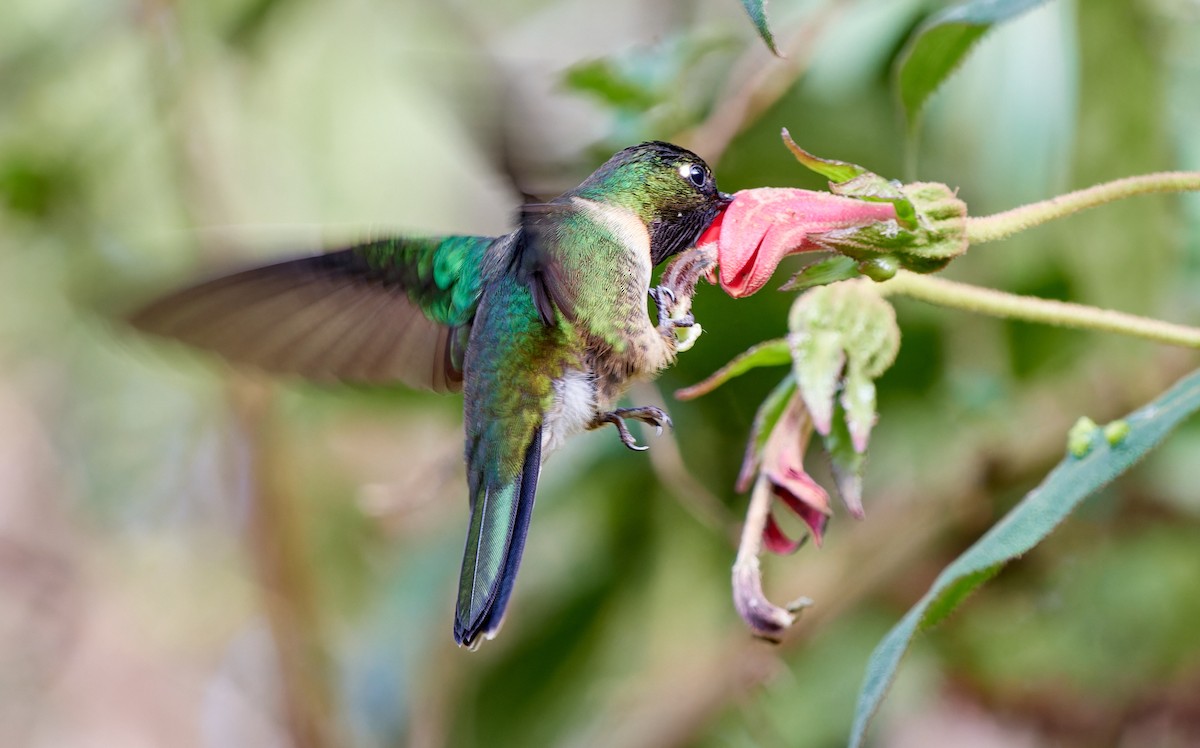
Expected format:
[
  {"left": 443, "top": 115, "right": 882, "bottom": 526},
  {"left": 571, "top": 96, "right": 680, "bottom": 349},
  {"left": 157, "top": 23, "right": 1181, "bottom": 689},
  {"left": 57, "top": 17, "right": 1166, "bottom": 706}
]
[{"left": 542, "top": 369, "right": 597, "bottom": 454}]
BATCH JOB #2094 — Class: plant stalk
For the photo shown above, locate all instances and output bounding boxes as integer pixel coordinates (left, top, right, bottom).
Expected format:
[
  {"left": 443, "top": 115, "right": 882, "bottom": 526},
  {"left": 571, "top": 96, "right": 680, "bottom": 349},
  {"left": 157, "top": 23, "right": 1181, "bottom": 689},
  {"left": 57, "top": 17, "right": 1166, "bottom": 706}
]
[
  {"left": 879, "top": 270, "right": 1200, "bottom": 349},
  {"left": 966, "top": 171, "right": 1200, "bottom": 244}
]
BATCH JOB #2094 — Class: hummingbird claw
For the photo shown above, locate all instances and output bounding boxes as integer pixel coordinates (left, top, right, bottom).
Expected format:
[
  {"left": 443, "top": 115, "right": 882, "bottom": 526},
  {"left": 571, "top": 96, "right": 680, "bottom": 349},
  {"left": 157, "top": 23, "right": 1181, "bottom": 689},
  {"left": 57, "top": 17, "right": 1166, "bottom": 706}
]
[
  {"left": 650, "top": 285, "right": 681, "bottom": 328},
  {"left": 651, "top": 284, "right": 697, "bottom": 336},
  {"left": 591, "top": 406, "right": 672, "bottom": 451},
  {"left": 649, "top": 285, "right": 675, "bottom": 307},
  {"left": 617, "top": 415, "right": 648, "bottom": 451}
]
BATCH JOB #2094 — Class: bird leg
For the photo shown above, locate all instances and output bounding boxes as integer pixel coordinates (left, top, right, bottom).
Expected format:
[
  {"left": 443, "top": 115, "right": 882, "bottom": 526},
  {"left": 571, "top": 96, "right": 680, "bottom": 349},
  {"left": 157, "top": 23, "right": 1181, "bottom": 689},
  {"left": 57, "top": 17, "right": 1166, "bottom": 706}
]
[
  {"left": 650, "top": 244, "right": 716, "bottom": 352},
  {"left": 590, "top": 406, "right": 673, "bottom": 452},
  {"left": 649, "top": 286, "right": 694, "bottom": 329}
]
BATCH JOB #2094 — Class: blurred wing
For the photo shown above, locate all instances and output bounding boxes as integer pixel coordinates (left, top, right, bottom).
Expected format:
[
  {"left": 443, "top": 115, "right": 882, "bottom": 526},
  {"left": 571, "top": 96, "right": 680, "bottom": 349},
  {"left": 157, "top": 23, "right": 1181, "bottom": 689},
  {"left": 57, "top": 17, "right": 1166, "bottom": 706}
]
[
  {"left": 131, "top": 235, "right": 492, "bottom": 391},
  {"left": 517, "top": 202, "right": 589, "bottom": 326},
  {"left": 517, "top": 199, "right": 648, "bottom": 328}
]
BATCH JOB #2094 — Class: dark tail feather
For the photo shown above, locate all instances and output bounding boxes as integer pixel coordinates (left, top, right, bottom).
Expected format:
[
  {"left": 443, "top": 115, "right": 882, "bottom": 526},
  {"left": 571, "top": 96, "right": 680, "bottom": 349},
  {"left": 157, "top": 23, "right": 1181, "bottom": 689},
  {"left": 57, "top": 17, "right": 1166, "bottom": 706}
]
[{"left": 454, "top": 426, "right": 542, "bottom": 648}]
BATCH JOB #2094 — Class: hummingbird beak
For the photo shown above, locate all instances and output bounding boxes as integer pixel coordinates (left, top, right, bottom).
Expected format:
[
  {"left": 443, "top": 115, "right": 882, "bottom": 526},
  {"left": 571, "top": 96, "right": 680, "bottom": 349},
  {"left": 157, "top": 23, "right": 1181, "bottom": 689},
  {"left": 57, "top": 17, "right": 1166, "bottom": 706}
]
[{"left": 718, "top": 192, "right": 734, "bottom": 206}]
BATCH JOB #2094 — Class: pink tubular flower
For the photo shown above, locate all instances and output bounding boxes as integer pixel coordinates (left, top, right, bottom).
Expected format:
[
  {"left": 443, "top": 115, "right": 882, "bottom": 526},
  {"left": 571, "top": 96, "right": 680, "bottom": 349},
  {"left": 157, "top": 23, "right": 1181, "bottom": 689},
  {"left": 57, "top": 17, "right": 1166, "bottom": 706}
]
[{"left": 698, "top": 188, "right": 898, "bottom": 298}]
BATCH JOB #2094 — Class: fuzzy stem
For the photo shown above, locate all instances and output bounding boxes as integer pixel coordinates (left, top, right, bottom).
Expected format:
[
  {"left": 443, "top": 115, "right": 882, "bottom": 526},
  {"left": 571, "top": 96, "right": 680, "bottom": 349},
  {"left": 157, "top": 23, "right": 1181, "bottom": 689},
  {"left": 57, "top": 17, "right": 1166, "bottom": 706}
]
[
  {"left": 966, "top": 172, "right": 1200, "bottom": 244},
  {"left": 879, "top": 270, "right": 1200, "bottom": 349}
]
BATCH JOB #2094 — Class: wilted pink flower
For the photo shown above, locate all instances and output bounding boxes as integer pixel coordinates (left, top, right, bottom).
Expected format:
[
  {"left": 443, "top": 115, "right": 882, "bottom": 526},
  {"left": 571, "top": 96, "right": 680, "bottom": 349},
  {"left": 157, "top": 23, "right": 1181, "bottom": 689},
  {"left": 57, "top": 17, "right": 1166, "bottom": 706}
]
[
  {"left": 752, "top": 393, "right": 831, "bottom": 552},
  {"left": 730, "top": 394, "right": 828, "bottom": 640},
  {"left": 702, "top": 188, "right": 898, "bottom": 298},
  {"left": 732, "top": 549, "right": 797, "bottom": 641}
]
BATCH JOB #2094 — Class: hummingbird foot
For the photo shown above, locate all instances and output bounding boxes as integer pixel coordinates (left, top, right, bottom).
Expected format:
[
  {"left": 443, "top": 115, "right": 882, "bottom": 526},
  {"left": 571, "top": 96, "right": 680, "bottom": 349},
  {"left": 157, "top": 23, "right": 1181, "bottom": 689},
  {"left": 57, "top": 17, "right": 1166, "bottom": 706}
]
[
  {"left": 650, "top": 285, "right": 695, "bottom": 329},
  {"left": 670, "top": 311, "right": 696, "bottom": 328},
  {"left": 651, "top": 284, "right": 702, "bottom": 352},
  {"left": 652, "top": 243, "right": 718, "bottom": 353},
  {"left": 590, "top": 406, "right": 673, "bottom": 452},
  {"left": 649, "top": 285, "right": 673, "bottom": 326}
]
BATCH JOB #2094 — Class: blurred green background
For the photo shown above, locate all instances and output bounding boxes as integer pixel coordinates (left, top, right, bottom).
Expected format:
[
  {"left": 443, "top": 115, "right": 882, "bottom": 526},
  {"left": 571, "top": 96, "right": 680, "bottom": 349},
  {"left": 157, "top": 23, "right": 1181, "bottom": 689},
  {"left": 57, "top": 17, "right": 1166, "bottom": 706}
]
[{"left": 2, "top": 0, "right": 1199, "bottom": 746}]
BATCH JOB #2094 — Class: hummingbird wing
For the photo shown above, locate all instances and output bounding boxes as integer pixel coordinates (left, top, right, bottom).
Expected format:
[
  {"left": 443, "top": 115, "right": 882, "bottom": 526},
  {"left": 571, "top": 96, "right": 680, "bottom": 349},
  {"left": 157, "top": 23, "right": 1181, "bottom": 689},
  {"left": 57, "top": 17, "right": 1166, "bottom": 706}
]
[
  {"left": 516, "top": 199, "right": 649, "bottom": 331},
  {"left": 515, "top": 201, "right": 598, "bottom": 326},
  {"left": 130, "top": 236, "right": 491, "bottom": 391}
]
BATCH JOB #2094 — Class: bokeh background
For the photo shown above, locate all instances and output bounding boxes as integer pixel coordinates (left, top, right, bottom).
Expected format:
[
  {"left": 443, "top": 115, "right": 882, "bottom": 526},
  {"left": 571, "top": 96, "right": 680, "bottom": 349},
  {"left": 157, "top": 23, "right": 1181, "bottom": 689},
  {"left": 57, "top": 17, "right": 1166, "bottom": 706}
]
[{"left": 2, "top": 0, "right": 1200, "bottom": 746}]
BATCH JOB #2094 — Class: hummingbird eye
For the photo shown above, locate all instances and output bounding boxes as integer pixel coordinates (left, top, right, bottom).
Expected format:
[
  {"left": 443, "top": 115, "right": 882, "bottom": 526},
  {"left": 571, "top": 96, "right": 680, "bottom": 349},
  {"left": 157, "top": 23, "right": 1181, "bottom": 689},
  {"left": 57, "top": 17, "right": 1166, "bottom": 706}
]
[{"left": 680, "top": 163, "right": 708, "bottom": 189}]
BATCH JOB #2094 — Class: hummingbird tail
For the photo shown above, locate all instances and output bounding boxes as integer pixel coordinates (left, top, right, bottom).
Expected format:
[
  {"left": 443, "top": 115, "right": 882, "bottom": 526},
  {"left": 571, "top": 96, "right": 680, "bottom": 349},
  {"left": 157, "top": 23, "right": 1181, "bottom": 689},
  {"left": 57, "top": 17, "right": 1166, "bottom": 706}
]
[{"left": 454, "top": 425, "right": 543, "bottom": 648}]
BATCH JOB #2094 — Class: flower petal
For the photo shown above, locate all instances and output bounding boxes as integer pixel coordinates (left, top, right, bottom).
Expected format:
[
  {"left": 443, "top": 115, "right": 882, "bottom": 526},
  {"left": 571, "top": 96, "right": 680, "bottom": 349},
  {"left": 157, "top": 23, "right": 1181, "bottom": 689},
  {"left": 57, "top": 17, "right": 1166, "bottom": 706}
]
[
  {"left": 697, "top": 211, "right": 724, "bottom": 286},
  {"left": 763, "top": 511, "right": 805, "bottom": 555},
  {"left": 696, "top": 209, "right": 724, "bottom": 247},
  {"left": 716, "top": 188, "right": 897, "bottom": 298},
  {"left": 759, "top": 393, "right": 832, "bottom": 547},
  {"left": 768, "top": 473, "right": 831, "bottom": 547}
]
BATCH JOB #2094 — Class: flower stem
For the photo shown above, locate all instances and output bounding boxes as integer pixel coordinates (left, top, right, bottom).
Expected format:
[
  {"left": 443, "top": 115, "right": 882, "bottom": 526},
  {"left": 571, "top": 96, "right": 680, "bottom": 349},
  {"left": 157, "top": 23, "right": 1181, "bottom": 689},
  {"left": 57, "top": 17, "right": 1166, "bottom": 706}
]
[
  {"left": 966, "top": 172, "right": 1200, "bottom": 244},
  {"left": 731, "top": 475, "right": 800, "bottom": 640},
  {"left": 879, "top": 270, "right": 1200, "bottom": 349}
]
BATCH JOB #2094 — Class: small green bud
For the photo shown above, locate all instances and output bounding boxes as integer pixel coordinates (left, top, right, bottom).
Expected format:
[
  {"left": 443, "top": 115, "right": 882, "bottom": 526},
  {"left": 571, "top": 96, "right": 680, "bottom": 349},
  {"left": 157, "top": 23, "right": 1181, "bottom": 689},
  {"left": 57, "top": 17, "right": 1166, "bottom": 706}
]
[
  {"left": 1067, "top": 416, "right": 1100, "bottom": 458},
  {"left": 858, "top": 256, "right": 899, "bottom": 282},
  {"left": 900, "top": 182, "right": 969, "bottom": 262},
  {"left": 1103, "top": 419, "right": 1131, "bottom": 447}
]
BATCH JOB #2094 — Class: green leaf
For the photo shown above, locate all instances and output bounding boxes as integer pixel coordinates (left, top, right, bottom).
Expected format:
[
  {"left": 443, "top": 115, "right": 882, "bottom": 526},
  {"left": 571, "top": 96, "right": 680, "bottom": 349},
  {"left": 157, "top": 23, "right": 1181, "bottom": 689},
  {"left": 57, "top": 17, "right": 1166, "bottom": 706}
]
[
  {"left": 739, "top": 0, "right": 780, "bottom": 56},
  {"left": 821, "top": 397, "right": 865, "bottom": 518},
  {"left": 563, "top": 33, "right": 740, "bottom": 150},
  {"left": 791, "top": 329, "right": 844, "bottom": 436},
  {"left": 895, "top": 0, "right": 1052, "bottom": 128},
  {"left": 788, "top": 281, "right": 900, "bottom": 436},
  {"left": 781, "top": 128, "right": 863, "bottom": 184},
  {"left": 849, "top": 367, "right": 1200, "bottom": 748},
  {"left": 780, "top": 129, "right": 919, "bottom": 229},
  {"left": 563, "top": 59, "right": 658, "bottom": 111},
  {"left": 780, "top": 255, "right": 861, "bottom": 292},
  {"left": 840, "top": 359, "right": 877, "bottom": 454},
  {"left": 674, "top": 338, "right": 790, "bottom": 400}
]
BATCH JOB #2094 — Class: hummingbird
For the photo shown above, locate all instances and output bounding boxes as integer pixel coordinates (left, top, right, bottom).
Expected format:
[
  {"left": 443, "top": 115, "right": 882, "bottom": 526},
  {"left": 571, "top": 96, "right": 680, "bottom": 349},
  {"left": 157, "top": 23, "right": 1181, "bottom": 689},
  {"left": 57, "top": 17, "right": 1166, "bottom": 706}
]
[{"left": 131, "top": 141, "right": 730, "bottom": 648}]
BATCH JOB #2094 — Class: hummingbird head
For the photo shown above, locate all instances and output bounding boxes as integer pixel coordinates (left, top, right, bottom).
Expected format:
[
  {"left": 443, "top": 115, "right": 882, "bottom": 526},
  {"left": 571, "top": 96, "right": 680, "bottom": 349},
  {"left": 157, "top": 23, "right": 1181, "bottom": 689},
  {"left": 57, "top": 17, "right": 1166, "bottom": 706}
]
[{"left": 575, "top": 142, "right": 730, "bottom": 265}]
